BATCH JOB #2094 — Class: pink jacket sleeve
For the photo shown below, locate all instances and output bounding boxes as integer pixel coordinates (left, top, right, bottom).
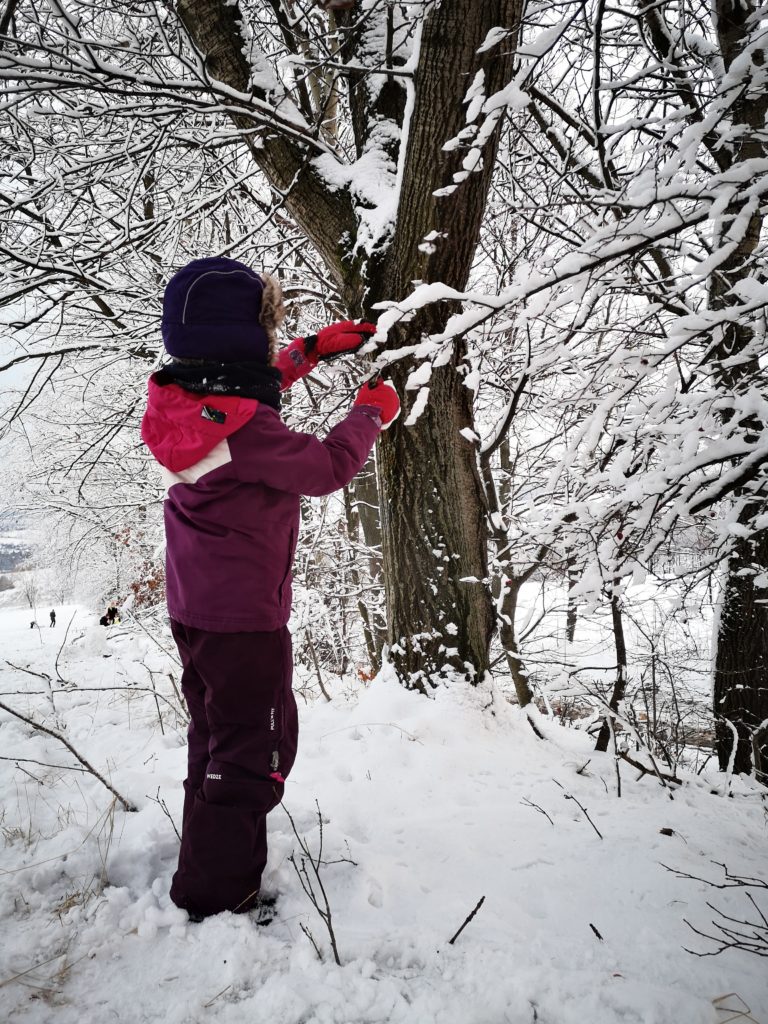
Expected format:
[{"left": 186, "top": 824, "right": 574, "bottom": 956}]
[{"left": 231, "top": 405, "right": 380, "bottom": 497}]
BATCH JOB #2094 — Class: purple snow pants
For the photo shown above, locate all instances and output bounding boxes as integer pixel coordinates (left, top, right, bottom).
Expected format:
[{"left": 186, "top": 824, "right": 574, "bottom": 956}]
[{"left": 169, "top": 621, "right": 298, "bottom": 918}]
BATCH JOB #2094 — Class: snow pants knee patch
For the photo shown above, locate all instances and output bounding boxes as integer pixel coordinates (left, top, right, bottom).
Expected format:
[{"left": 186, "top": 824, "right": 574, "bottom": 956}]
[{"left": 201, "top": 765, "right": 283, "bottom": 813}]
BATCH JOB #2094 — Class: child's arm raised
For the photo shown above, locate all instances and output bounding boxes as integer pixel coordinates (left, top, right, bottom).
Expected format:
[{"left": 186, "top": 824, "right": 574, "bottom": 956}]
[
  {"left": 231, "top": 382, "right": 399, "bottom": 498},
  {"left": 275, "top": 322, "right": 376, "bottom": 391}
]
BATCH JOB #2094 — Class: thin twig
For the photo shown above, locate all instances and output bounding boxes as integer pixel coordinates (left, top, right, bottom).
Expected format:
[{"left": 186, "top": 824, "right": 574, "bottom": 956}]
[
  {"left": 0, "top": 699, "right": 136, "bottom": 812},
  {"left": 146, "top": 787, "right": 181, "bottom": 842},
  {"left": 54, "top": 611, "right": 77, "bottom": 685},
  {"left": 203, "top": 985, "right": 232, "bottom": 1008},
  {"left": 665, "top": 861, "right": 768, "bottom": 958},
  {"left": 282, "top": 799, "right": 348, "bottom": 965},
  {"left": 122, "top": 608, "right": 182, "bottom": 666},
  {"left": 167, "top": 672, "right": 189, "bottom": 723},
  {"left": 300, "top": 922, "right": 323, "bottom": 960},
  {"left": 661, "top": 861, "right": 767, "bottom": 891},
  {"left": 47, "top": 685, "right": 185, "bottom": 717},
  {"left": 520, "top": 797, "right": 554, "bottom": 825},
  {"left": 0, "top": 951, "right": 68, "bottom": 988},
  {"left": 553, "top": 780, "right": 603, "bottom": 839},
  {"left": 4, "top": 661, "right": 52, "bottom": 683},
  {"left": 0, "top": 755, "right": 89, "bottom": 773},
  {"left": 143, "top": 667, "right": 165, "bottom": 735}
]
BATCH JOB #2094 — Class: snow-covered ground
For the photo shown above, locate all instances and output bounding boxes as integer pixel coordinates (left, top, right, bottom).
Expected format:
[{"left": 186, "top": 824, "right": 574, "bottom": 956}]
[{"left": 0, "top": 603, "right": 765, "bottom": 1024}]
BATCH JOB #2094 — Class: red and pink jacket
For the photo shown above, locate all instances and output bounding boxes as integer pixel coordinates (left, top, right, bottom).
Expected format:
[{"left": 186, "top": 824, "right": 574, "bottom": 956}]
[{"left": 141, "top": 341, "right": 380, "bottom": 633}]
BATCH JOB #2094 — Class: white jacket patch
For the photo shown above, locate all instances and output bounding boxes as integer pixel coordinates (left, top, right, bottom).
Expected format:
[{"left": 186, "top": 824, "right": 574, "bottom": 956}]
[{"left": 161, "top": 439, "right": 232, "bottom": 491}]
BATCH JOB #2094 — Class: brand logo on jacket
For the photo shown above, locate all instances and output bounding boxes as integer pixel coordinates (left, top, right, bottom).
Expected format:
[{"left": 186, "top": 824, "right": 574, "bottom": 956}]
[
  {"left": 201, "top": 405, "right": 227, "bottom": 424},
  {"left": 206, "top": 773, "right": 222, "bottom": 780}
]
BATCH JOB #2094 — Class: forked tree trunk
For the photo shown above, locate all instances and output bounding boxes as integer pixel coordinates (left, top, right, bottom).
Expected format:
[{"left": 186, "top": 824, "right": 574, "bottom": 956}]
[
  {"left": 178, "top": 0, "right": 522, "bottom": 685},
  {"left": 366, "top": 0, "right": 522, "bottom": 684}
]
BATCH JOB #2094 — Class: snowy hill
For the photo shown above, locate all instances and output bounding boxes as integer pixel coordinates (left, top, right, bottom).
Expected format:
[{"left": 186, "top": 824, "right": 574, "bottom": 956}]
[
  {"left": 0, "top": 532, "right": 32, "bottom": 574},
  {"left": 0, "top": 604, "right": 765, "bottom": 1023}
]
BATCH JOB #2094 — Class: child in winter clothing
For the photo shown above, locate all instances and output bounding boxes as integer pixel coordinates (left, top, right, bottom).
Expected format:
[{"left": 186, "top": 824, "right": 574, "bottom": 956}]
[{"left": 141, "top": 257, "right": 399, "bottom": 919}]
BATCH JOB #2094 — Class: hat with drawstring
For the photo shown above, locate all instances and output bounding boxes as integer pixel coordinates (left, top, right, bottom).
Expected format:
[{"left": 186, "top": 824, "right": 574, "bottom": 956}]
[{"left": 161, "top": 257, "right": 269, "bottom": 363}]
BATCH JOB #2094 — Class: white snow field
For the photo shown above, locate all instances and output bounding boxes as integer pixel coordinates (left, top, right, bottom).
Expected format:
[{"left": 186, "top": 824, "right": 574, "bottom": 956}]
[{"left": 0, "top": 603, "right": 765, "bottom": 1024}]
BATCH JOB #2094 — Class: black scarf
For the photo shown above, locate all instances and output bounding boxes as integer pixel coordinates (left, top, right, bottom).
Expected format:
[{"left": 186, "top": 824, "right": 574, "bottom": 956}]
[{"left": 157, "top": 360, "right": 281, "bottom": 411}]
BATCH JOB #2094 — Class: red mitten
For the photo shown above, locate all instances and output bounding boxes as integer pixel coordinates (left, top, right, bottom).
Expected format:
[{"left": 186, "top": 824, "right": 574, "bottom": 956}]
[
  {"left": 305, "top": 321, "right": 377, "bottom": 362},
  {"left": 274, "top": 336, "right": 316, "bottom": 391},
  {"left": 353, "top": 379, "right": 400, "bottom": 429}
]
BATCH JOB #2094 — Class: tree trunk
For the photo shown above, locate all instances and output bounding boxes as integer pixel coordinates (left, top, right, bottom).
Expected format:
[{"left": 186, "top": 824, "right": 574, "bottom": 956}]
[
  {"left": 707, "top": 0, "right": 768, "bottom": 776},
  {"left": 377, "top": 352, "right": 494, "bottom": 687},
  {"left": 714, "top": 512, "right": 768, "bottom": 783},
  {"left": 595, "top": 586, "right": 628, "bottom": 753},
  {"left": 367, "top": 0, "right": 521, "bottom": 684},
  {"left": 176, "top": 0, "right": 364, "bottom": 300},
  {"left": 566, "top": 554, "right": 579, "bottom": 643},
  {"left": 480, "top": 443, "right": 536, "bottom": 705},
  {"left": 498, "top": 576, "right": 535, "bottom": 707}
]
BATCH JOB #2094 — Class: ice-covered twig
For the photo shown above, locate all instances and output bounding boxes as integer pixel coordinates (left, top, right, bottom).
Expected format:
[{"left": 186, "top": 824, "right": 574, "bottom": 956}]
[{"left": 0, "top": 755, "right": 89, "bottom": 774}]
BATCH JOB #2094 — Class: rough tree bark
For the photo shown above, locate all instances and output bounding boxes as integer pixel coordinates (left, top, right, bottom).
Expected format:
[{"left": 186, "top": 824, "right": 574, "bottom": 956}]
[
  {"left": 714, "top": 523, "right": 768, "bottom": 781},
  {"left": 365, "top": 0, "right": 522, "bottom": 686},
  {"left": 707, "top": 0, "right": 768, "bottom": 779}
]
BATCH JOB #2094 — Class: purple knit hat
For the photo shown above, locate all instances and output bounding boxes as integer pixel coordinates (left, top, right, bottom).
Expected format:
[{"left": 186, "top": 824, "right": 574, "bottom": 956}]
[{"left": 161, "top": 257, "right": 269, "bottom": 363}]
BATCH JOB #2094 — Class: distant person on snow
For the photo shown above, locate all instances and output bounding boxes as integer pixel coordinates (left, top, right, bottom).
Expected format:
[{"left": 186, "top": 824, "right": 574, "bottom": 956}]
[
  {"left": 107, "top": 605, "right": 119, "bottom": 625},
  {"left": 49, "top": 610, "right": 56, "bottom": 627},
  {"left": 99, "top": 614, "right": 109, "bottom": 627},
  {"left": 140, "top": 256, "right": 399, "bottom": 920}
]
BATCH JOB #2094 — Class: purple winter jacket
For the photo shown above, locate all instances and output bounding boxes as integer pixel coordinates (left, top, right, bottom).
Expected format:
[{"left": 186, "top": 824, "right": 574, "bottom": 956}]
[{"left": 141, "top": 377, "right": 380, "bottom": 632}]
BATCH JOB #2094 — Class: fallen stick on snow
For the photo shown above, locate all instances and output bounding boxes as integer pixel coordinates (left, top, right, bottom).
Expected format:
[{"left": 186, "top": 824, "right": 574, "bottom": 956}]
[
  {"left": 619, "top": 751, "right": 682, "bottom": 786},
  {"left": 0, "top": 699, "right": 137, "bottom": 812},
  {"left": 448, "top": 895, "right": 486, "bottom": 945},
  {"left": 553, "top": 779, "right": 604, "bottom": 839}
]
